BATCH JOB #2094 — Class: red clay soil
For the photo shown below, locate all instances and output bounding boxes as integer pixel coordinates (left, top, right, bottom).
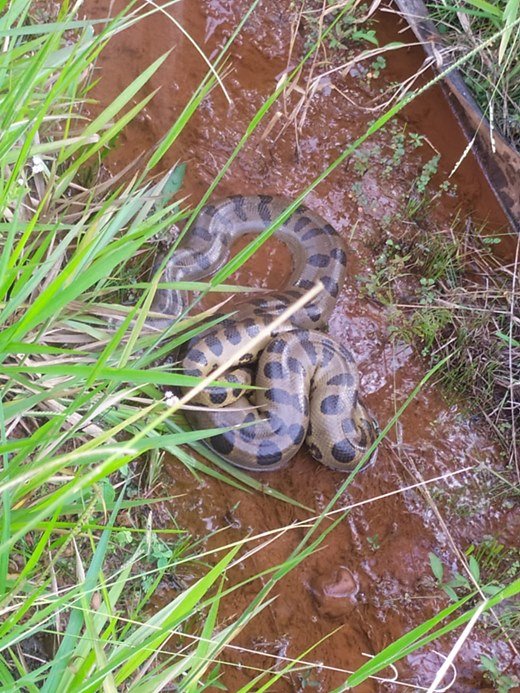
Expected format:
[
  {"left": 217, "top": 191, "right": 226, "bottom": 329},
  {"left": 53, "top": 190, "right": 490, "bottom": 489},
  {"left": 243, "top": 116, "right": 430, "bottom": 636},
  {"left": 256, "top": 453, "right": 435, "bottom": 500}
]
[{"left": 84, "top": 1, "right": 519, "bottom": 690}]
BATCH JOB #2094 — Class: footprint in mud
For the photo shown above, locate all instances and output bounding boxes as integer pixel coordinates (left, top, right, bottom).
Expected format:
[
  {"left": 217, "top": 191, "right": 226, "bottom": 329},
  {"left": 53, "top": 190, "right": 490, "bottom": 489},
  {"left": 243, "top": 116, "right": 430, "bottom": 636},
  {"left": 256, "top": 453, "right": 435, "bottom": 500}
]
[{"left": 308, "top": 565, "right": 359, "bottom": 619}]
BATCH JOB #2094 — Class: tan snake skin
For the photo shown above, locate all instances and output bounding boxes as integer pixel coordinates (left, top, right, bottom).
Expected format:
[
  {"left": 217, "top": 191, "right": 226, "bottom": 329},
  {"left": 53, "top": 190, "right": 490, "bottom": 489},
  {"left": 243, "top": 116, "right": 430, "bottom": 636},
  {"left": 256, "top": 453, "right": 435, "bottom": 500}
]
[{"left": 153, "top": 195, "right": 378, "bottom": 471}]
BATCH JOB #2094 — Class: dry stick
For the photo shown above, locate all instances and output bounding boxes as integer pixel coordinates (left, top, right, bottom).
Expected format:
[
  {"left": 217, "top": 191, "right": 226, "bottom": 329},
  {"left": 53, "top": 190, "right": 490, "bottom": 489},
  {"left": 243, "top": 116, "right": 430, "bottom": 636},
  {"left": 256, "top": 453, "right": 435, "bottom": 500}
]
[{"left": 508, "top": 238, "right": 518, "bottom": 479}]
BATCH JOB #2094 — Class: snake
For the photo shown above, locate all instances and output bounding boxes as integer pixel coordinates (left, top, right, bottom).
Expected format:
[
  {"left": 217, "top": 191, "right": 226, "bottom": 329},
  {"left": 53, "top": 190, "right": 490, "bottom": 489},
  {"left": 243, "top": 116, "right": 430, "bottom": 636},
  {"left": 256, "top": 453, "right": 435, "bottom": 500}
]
[{"left": 152, "top": 194, "right": 378, "bottom": 472}]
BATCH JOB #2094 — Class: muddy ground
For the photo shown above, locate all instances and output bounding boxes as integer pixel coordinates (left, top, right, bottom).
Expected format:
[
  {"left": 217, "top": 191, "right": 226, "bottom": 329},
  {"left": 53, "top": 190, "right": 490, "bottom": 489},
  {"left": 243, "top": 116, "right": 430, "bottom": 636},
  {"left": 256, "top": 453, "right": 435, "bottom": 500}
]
[{"left": 85, "top": 1, "right": 518, "bottom": 690}]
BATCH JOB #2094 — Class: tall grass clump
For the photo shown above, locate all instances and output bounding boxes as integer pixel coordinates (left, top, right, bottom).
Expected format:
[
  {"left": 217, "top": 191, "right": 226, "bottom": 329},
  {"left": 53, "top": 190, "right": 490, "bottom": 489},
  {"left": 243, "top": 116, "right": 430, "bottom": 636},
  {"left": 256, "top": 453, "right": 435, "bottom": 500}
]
[
  {"left": 359, "top": 219, "right": 519, "bottom": 473},
  {"left": 428, "top": 0, "right": 520, "bottom": 149},
  {"left": 0, "top": 1, "right": 277, "bottom": 687},
  {"left": 0, "top": 0, "right": 518, "bottom": 690}
]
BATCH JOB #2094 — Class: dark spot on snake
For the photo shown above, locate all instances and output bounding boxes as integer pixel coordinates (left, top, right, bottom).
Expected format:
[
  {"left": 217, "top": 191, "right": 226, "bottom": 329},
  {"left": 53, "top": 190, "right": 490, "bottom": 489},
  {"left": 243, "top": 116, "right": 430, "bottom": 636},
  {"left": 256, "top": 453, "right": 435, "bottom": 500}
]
[
  {"left": 341, "top": 418, "right": 357, "bottom": 435},
  {"left": 321, "top": 394, "right": 343, "bottom": 415},
  {"left": 339, "top": 345, "right": 356, "bottom": 364},
  {"left": 288, "top": 423, "right": 305, "bottom": 445},
  {"left": 321, "top": 276, "right": 339, "bottom": 297},
  {"left": 297, "top": 278, "right": 314, "bottom": 291},
  {"left": 209, "top": 388, "right": 228, "bottom": 405},
  {"left": 301, "top": 340, "right": 318, "bottom": 364},
  {"left": 188, "top": 348, "right": 207, "bottom": 366},
  {"left": 244, "top": 319, "right": 260, "bottom": 338},
  {"left": 331, "top": 247, "right": 347, "bottom": 266},
  {"left": 308, "top": 253, "right": 330, "bottom": 268},
  {"left": 293, "top": 216, "right": 311, "bottom": 233},
  {"left": 191, "top": 225, "right": 212, "bottom": 241},
  {"left": 252, "top": 298, "right": 269, "bottom": 308},
  {"left": 257, "top": 439, "right": 283, "bottom": 465},
  {"left": 184, "top": 367, "right": 202, "bottom": 377},
  {"left": 239, "top": 353, "right": 254, "bottom": 365},
  {"left": 287, "top": 356, "right": 304, "bottom": 374},
  {"left": 205, "top": 335, "right": 223, "bottom": 356},
  {"left": 331, "top": 440, "right": 356, "bottom": 464},
  {"left": 265, "top": 388, "right": 296, "bottom": 406},
  {"left": 320, "top": 346, "right": 335, "bottom": 367},
  {"left": 328, "top": 372, "right": 356, "bottom": 387},
  {"left": 203, "top": 204, "right": 217, "bottom": 218},
  {"left": 258, "top": 195, "right": 273, "bottom": 223},
  {"left": 211, "top": 431, "right": 235, "bottom": 455},
  {"left": 271, "top": 302, "right": 287, "bottom": 312},
  {"left": 192, "top": 251, "right": 212, "bottom": 271},
  {"left": 302, "top": 226, "right": 326, "bottom": 241},
  {"left": 224, "top": 325, "right": 241, "bottom": 345},
  {"left": 305, "top": 303, "right": 321, "bottom": 322},
  {"left": 231, "top": 195, "right": 247, "bottom": 221},
  {"left": 264, "top": 361, "right": 284, "bottom": 379},
  {"left": 266, "top": 339, "right": 285, "bottom": 354},
  {"left": 239, "top": 412, "right": 257, "bottom": 441},
  {"left": 323, "top": 223, "right": 336, "bottom": 236}
]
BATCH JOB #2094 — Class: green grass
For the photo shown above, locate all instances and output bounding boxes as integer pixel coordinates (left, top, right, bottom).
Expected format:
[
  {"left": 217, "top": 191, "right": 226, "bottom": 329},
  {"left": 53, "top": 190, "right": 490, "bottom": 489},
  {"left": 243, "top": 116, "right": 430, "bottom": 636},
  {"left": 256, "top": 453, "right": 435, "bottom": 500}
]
[
  {"left": 428, "top": 0, "right": 520, "bottom": 149},
  {"left": 0, "top": 0, "right": 519, "bottom": 689},
  {"left": 358, "top": 216, "right": 518, "bottom": 469}
]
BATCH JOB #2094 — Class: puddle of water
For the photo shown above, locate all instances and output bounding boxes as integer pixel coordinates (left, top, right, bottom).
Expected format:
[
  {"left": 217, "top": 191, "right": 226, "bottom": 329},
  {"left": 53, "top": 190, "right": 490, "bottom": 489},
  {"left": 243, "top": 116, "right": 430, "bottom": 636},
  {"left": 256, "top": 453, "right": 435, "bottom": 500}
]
[{"left": 85, "top": 1, "right": 518, "bottom": 689}]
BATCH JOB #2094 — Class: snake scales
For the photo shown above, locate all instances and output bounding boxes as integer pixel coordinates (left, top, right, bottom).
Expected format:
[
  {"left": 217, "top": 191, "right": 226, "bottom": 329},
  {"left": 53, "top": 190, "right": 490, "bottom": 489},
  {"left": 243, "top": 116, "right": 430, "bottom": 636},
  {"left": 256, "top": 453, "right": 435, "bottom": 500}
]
[{"left": 152, "top": 195, "right": 378, "bottom": 471}]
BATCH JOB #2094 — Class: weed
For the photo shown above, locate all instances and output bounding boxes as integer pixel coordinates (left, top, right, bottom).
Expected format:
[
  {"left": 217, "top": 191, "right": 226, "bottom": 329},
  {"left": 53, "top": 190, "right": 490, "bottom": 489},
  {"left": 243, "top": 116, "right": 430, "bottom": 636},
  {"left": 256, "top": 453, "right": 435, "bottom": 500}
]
[
  {"left": 367, "top": 533, "right": 380, "bottom": 551},
  {"left": 303, "top": 1, "right": 379, "bottom": 53},
  {"left": 428, "top": 0, "right": 520, "bottom": 148},
  {"left": 416, "top": 154, "right": 441, "bottom": 194},
  {"left": 359, "top": 213, "right": 518, "bottom": 470},
  {"left": 428, "top": 539, "right": 519, "bottom": 642},
  {"left": 480, "top": 653, "right": 519, "bottom": 692}
]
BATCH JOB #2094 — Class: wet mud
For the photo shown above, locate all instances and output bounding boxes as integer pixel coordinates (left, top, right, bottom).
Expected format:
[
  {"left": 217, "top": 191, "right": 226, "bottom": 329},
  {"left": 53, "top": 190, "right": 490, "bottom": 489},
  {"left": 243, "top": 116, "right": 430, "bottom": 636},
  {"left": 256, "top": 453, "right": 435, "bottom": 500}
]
[{"left": 84, "top": 1, "right": 518, "bottom": 690}]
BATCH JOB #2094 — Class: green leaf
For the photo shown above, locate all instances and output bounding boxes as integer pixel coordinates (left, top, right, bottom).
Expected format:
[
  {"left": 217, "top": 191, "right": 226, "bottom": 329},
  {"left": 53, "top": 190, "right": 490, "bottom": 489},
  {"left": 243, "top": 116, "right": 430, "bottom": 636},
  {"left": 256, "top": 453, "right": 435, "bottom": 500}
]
[
  {"left": 498, "top": 0, "right": 520, "bottom": 62},
  {"left": 429, "top": 552, "right": 444, "bottom": 582},
  {"left": 469, "top": 555, "right": 481, "bottom": 582},
  {"left": 462, "top": 0, "right": 504, "bottom": 19}
]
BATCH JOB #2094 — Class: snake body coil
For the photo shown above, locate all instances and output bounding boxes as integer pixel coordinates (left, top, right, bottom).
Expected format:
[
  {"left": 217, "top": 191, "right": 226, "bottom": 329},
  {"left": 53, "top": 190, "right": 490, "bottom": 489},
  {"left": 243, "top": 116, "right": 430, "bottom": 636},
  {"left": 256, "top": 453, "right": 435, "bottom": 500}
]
[{"left": 154, "top": 195, "right": 378, "bottom": 471}]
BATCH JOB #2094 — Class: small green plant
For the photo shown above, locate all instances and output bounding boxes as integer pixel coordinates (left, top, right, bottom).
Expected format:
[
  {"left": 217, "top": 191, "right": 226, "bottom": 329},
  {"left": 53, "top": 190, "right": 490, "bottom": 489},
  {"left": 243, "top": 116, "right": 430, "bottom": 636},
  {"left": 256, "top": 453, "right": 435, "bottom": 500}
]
[
  {"left": 369, "top": 54, "right": 386, "bottom": 79},
  {"left": 399, "top": 307, "right": 453, "bottom": 355},
  {"left": 303, "top": 0, "right": 383, "bottom": 71},
  {"left": 480, "top": 654, "right": 519, "bottom": 693},
  {"left": 427, "top": 0, "right": 520, "bottom": 148},
  {"left": 357, "top": 238, "right": 412, "bottom": 304},
  {"left": 428, "top": 549, "right": 512, "bottom": 603},
  {"left": 367, "top": 533, "right": 380, "bottom": 551},
  {"left": 352, "top": 144, "right": 382, "bottom": 175},
  {"left": 406, "top": 154, "right": 441, "bottom": 217},
  {"left": 416, "top": 154, "right": 441, "bottom": 194}
]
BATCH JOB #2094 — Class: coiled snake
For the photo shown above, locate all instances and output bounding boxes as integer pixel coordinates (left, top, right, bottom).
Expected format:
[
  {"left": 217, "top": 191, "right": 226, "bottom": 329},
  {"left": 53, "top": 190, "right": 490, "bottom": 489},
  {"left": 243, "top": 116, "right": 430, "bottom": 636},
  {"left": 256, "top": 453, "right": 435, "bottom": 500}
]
[{"left": 152, "top": 195, "right": 378, "bottom": 471}]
